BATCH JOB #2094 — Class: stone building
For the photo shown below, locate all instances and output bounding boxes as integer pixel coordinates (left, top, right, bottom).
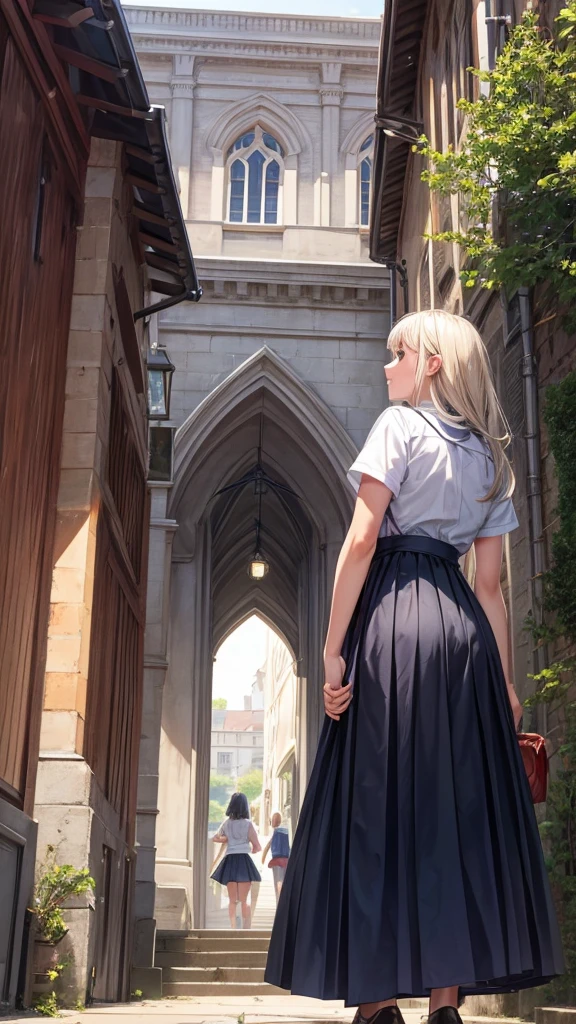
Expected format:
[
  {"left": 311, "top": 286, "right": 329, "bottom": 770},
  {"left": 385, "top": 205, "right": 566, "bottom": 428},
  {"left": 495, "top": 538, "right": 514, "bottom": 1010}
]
[
  {"left": 258, "top": 631, "right": 298, "bottom": 841},
  {"left": 210, "top": 708, "right": 264, "bottom": 779},
  {"left": 125, "top": 6, "right": 391, "bottom": 969}
]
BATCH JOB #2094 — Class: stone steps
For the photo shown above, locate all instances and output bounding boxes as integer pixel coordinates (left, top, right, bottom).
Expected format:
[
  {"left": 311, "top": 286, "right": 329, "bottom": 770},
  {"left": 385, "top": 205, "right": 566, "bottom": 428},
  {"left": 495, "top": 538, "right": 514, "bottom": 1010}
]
[
  {"left": 158, "top": 928, "right": 272, "bottom": 939},
  {"left": 163, "top": 965, "right": 267, "bottom": 983},
  {"left": 156, "top": 929, "right": 276, "bottom": 996},
  {"left": 155, "top": 930, "right": 429, "bottom": 1006},
  {"left": 162, "top": 980, "right": 286, "bottom": 996},
  {"left": 165, "top": 936, "right": 270, "bottom": 952},
  {"left": 155, "top": 949, "right": 268, "bottom": 968}
]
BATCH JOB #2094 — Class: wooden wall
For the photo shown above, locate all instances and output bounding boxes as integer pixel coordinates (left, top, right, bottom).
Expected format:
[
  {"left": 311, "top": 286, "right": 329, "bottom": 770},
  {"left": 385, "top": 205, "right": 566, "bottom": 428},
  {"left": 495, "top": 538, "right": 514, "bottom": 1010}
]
[
  {"left": 0, "top": 17, "right": 80, "bottom": 814},
  {"left": 83, "top": 369, "right": 149, "bottom": 847}
]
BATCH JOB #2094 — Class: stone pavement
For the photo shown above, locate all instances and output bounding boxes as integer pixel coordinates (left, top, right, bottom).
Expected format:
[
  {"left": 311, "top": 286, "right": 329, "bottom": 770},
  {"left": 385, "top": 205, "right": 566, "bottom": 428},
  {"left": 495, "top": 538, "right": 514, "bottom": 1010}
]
[{"left": 0, "top": 995, "right": 529, "bottom": 1024}]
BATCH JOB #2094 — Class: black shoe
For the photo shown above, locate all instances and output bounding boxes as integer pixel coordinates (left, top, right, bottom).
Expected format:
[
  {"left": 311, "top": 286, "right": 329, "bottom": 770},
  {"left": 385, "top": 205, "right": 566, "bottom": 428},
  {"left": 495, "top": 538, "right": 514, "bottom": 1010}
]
[
  {"left": 427, "top": 1008, "right": 463, "bottom": 1024},
  {"left": 353, "top": 1007, "right": 406, "bottom": 1024}
]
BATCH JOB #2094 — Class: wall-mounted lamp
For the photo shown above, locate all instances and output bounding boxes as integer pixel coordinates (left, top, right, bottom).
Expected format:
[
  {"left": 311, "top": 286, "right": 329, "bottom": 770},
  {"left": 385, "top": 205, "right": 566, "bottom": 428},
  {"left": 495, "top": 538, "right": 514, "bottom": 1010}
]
[
  {"left": 146, "top": 346, "right": 175, "bottom": 420},
  {"left": 375, "top": 114, "right": 424, "bottom": 146}
]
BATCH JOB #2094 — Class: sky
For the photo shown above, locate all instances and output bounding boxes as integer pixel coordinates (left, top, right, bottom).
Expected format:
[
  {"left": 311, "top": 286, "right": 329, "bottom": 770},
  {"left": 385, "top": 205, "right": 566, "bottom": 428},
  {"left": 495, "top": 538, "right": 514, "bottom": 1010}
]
[
  {"left": 212, "top": 615, "right": 271, "bottom": 709},
  {"left": 125, "top": 0, "right": 382, "bottom": 18}
]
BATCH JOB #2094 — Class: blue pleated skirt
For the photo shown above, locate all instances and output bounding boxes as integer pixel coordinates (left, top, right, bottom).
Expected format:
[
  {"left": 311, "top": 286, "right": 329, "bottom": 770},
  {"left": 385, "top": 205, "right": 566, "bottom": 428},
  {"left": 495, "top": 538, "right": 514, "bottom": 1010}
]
[
  {"left": 265, "top": 535, "right": 564, "bottom": 1005},
  {"left": 211, "top": 853, "right": 261, "bottom": 885}
]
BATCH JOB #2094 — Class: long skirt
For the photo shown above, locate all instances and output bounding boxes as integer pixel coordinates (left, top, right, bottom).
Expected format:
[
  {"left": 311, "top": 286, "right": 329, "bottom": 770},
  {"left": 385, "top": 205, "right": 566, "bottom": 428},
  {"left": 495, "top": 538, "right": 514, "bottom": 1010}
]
[
  {"left": 211, "top": 853, "right": 261, "bottom": 885},
  {"left": 265, "top": 535, "right": 564, "bottom": 1006}
]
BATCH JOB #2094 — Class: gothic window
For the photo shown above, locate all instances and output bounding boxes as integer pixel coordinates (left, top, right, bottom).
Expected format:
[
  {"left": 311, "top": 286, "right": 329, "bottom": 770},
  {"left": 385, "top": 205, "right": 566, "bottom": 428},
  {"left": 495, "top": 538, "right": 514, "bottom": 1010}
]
[
  {"left": 226, "top": 127, "right": 284, "bottom": 224},
  {"left": 359, "top": 135, "right": 374, "bottom": 227}
]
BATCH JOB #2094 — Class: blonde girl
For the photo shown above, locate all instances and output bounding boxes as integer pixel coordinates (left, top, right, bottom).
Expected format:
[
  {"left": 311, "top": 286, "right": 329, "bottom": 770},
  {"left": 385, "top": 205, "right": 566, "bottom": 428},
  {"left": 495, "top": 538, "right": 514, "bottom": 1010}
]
[{"left": 266, "top": 311, "right": 563, "bottom": 1024}]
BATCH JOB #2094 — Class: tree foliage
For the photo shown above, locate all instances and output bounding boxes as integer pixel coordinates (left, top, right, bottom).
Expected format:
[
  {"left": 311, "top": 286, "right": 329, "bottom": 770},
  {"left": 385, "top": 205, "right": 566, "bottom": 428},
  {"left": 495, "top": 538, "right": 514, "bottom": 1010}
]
[
  {"left": 209, "top": 799, "right": 228, "bottom": 823},
  {"left": 419, "top": 3, "right": 576, "bottom": 326},
  {"left": 209, "top": 772, "right": 234, "bottom": 805},
  {"left": 236, "top": 768, "right": 263, "bottom": 804},
  {"left": 212, "top": 697, "right": 227, "bottom": 709}
]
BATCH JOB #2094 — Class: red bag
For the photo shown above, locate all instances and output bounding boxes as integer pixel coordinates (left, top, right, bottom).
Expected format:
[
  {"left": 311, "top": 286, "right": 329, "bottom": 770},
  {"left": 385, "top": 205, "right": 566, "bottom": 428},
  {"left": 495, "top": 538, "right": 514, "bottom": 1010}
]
[{"left": 518, "top": 732, "right": 548, "bottom": 803}]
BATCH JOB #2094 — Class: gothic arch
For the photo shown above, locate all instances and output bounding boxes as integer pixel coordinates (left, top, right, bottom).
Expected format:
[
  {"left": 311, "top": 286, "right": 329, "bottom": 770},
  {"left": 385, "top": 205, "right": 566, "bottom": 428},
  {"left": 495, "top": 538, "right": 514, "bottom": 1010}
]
[
  {"left": 172, "top": 345, "right": 356, "bottom": 527},
  {"left": 213, "top": 608, "right": 297, "bottom": 665},
  {"left": 204, "top": 92, "right": 312, "bottom": 159},
  {"left": 340, "top": 112, "right": 376, "bottom": 156},
  {"left": 157, "top": 347, "right": 355, "bottom": 928}
]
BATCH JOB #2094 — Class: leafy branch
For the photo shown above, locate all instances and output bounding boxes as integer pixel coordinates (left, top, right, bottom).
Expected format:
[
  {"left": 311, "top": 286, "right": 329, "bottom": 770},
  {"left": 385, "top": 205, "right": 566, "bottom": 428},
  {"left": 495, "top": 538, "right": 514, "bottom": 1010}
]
[{"left": 419, "top": 2, "right": 576, "bottom": 327}]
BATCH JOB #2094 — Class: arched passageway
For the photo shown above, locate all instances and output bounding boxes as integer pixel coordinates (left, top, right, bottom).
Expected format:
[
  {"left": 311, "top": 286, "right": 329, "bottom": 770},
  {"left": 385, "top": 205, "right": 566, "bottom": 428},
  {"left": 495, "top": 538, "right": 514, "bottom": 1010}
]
[
  {"left": 206, "top": 615, "right": 296, "bottom": 929},
  {"left": 149, "top": 347, "right": 355, "bottom": 928}
]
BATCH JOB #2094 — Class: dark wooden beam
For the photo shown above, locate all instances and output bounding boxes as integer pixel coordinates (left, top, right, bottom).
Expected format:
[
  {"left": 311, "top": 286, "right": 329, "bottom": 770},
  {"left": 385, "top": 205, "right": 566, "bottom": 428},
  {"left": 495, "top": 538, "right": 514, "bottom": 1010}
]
[
  {"left": 53, "top": 42, "right": 128, "bottom": 83},
  {"left": 125, "top": 172, "right": 165, "bottom": 195},
  {"left": 34, "top": 4, "right": 94, "bottom": 28},
  {"left": 125, "top": 143, "right": 159, "bottom": 165},
  {"left": 145, "top": 252, "right": 186, "bottom": 278},
  {"left": 76, "top": 93, "right": 150, "bottom": 118},
  {"left": 149, "top": 278, "right": 185, "bottom": 296},
  {"left": 139, "top": 231, "right": 178, "bottom": 254},
  {"left": 131, "top": 204, "right": 175, "bottom": 229}
]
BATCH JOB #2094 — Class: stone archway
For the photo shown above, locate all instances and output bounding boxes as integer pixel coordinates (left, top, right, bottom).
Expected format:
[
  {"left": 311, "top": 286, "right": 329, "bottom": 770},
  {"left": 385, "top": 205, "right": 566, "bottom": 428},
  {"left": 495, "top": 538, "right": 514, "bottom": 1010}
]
[{"left": 143, "top": 348, "right": 355, "bottom": 934}]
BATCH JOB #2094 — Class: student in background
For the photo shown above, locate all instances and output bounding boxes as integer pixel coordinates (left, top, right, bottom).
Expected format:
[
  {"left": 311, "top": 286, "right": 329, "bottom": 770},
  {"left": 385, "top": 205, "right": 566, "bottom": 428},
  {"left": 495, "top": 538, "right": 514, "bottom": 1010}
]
[
  {"left": 211, "top": 792, "right": 261, "bottom": 929},
  {"left": 261, "top": 812, "right": 290, "bottom": 903}
]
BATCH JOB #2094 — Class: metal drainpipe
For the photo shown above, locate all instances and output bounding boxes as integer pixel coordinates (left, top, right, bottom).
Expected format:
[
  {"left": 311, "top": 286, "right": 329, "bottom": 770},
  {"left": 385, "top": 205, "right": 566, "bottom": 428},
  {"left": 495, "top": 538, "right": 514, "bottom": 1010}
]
[
  {"left": 133, "top": 286, "right": 202, "bottom": 322},
  {"left": 387, "top": 263, "right": 397, "bottom": 327},
  {"left": 518, "top": 286, "right": 548, "bottom": 733}
]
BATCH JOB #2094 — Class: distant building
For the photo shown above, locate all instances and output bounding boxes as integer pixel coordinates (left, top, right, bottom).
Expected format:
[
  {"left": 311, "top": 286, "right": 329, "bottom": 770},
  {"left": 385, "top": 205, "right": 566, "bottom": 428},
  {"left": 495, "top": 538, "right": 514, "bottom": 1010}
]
[
  {"left": 210, "top": 706, "right": 264, "bottom": 778},
  {"left": 259, "top": 632, "right": 298, "bottom": 839}
]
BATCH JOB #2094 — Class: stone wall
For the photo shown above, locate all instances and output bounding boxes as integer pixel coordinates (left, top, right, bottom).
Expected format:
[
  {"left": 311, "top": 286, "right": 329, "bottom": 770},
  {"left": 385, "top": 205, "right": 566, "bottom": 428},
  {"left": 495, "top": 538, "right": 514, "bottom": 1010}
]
[
  {"left": 161, "top": 257, "right": 390, "bottom": 450},
  {"left": 34, "top": 137, "right": 149, "bottom": 1005}
]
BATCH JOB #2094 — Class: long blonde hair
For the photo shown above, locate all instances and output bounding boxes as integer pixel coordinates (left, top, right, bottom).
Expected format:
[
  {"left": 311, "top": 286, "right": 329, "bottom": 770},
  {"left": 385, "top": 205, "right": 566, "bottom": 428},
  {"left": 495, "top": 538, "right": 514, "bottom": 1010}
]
[{"left": 387, "top": 309, "right": 514, "bottom": 501}]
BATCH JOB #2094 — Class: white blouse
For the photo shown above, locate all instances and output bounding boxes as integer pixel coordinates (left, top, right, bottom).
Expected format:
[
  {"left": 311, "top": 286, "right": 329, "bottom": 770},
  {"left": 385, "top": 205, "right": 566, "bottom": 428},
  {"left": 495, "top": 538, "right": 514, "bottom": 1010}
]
[
  {"left": 348, "top": 402, "right": 518, "bottom": 555},
  {"left": 219, "top": 818, "right": 258, "bottom": 856}
]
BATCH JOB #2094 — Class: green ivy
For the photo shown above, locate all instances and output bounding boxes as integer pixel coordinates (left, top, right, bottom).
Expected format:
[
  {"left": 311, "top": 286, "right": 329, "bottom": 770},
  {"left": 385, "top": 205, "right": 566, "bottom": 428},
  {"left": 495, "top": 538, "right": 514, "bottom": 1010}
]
[
  {"left": 523, "top": 373, "right": 576, "bottom": 1002},
  {"left": 542, "top": 374, "right": 576, "bottom": 642},
  {"left": 419, "top": 3, "right": 576, "bottom": 327}
]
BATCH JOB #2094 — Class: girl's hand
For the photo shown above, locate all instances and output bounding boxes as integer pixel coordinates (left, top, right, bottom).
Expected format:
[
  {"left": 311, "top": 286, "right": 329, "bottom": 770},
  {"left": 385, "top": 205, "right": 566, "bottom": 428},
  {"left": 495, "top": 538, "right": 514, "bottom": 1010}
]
[
  {"left": 510, "top": 692, "right": 524, "bottom": 731},
  {"left": 324, "top": 653, "right": 346, "bottom": 689},
  {"left": 323, "top": 654, "right": 352, "bottom": 720}
]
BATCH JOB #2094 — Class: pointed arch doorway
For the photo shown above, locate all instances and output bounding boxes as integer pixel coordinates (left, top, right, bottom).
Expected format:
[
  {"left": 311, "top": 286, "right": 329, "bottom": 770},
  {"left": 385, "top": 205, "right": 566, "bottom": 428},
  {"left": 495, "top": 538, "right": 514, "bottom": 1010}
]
[
  {"left": 153, "top": 348, "right": 355, "bottom": 928},
  {"left": 207, "top": 613, "right": 296, "bottom": 929}
]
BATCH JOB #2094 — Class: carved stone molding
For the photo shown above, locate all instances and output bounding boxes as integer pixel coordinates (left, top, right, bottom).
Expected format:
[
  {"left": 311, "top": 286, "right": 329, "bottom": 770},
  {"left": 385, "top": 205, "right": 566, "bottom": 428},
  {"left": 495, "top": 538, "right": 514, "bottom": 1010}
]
[
  {"left": 321, "top": 60, "right": 342, "bottom": 84},
  {"left": 320, "top": 87, "right": 344, "bottom": 106},
  {"left": 130, "top": 36, "right": 379, "bottom": 66},
  {"left": 192, "top": 276, "right": 386, "bottom": 307},
  {"left": 124, "top": 7, "right": 381, "bottom": 42},
  {"left": 170, "top": 80, "right": 196, "bottom": 97},
  {"left": 203, "top": 92, "right": 311, "bottom": 158}
]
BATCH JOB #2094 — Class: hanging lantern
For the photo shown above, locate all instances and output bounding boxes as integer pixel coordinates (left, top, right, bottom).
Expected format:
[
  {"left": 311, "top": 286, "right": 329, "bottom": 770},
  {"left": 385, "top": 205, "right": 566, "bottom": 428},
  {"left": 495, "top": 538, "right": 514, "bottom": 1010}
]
[
  {"left": 146, "top": 347, "right": 175, "bottom": 420},
  {"left": 248, "top": 551, "right": 270, "bottom": 581}
]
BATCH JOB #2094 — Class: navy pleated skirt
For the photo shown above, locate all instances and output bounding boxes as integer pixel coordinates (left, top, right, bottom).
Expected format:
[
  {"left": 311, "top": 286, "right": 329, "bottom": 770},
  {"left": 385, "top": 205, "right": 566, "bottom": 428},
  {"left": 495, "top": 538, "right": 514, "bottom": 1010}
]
[
  {"left": 211, "top": 853, "right": 261, "bottom": 885},
  {"left": 265, "top": 535, "right": 564, "bottom": 1005}
]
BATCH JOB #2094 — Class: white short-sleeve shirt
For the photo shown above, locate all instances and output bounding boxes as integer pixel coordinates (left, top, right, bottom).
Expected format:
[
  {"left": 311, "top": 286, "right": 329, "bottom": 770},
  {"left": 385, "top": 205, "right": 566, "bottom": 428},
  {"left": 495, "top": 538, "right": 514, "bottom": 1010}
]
[
  {"left": 218, "top": 818, "right": 257, "bottom": 855},
  {"left": 348, "top": 402, "right": 518, "bottom": 554}
]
